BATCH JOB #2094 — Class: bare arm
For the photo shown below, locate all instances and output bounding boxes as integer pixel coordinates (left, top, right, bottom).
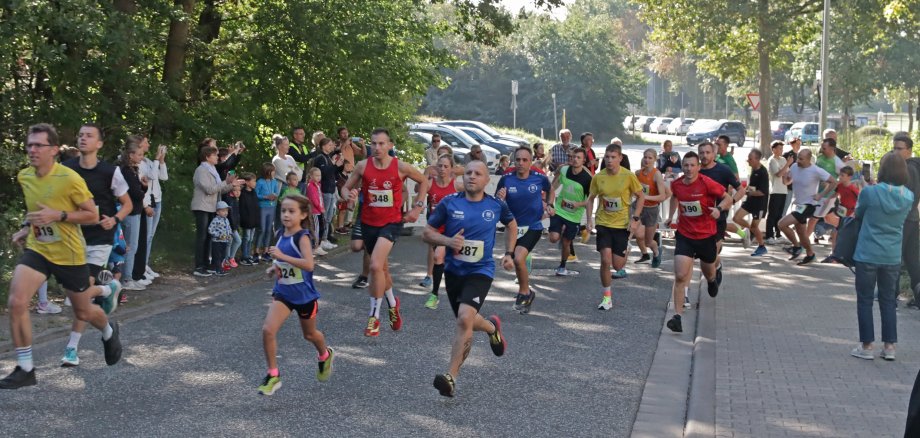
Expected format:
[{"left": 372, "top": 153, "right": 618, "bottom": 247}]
[
  {"left": 340, "top": 160, "right": 365, "bottom": 200},
  {"left": 27, "top": 198, "right": 99, "bottom": 226}
]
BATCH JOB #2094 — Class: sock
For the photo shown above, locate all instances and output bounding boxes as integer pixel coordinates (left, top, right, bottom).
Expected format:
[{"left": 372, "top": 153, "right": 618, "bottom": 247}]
[
  {"left": 38, "top": 282, "right": 49, "bottom": 304},
  {"left": 15, "top": 346, "right": 33, "bottom": 372},
  {"left": 569, "top": 242, "right": 576, "bottom": 257},
  {"left": 559, "top": 259, "right": 567, "bottom": 269},
  {"left": 67, "top": 331, "right": 82, "bottom": 350},
  {"left": 384, "top": 288, "right": 396, "bottom": 307},
  {"left": 603, "top": 286, "right": 611, "bottom": 297},
  {"left": 684, "top": 286, "right": 690, "bottom": 300},
  {"left": 369, "top": 297, "right": 381, "bottom": 319},
  {"left": 268, "top": 368, "right": 279, "bottom": 377},
  {"left": 317, "top": 349, "right": 330, "bottom": 361},
  {"left": 98, "top": 284, "right": 111, "bottom": 298},
  {"left": 102, "top": 323, "right": 114, "bottom": 341},
  {"left": 431, "top": 264, "right": 445, "bottom": 297}
]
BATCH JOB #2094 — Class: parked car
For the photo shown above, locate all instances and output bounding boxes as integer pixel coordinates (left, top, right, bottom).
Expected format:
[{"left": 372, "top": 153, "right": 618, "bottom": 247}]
[
  {"left": 623, "top": 115, "right": 638, "bottom": 131},
  {"left": 650, "top": 117, "right": 673, "bottom": 134},
  {"left": 633, "top": 116, "right": 649, "bottom": 132},
  {"left": 408, "top": 131, "right": 469, "bottom": 165},
  {"left": 686, "top": 119, "right": 746, "bottom": 146},
  {"left": 668, "top": 118, "right": 696, "bottom": 135},
  {"left": 754, "top": 121, "right": 793, "bottom": 143},
  {"left": 641, "top": 117, "right": 658, "bottom": 132},
  {"left": 437, "top": 120, "right": 529, "bottom": 147},
  {"left": 408, "top": 123, "right": 498, "bottom": 168},
  {"left": 784, "top": 122, "right": 820, "bottom": 144},
  {"left": 453, "top": 126, "right": 517, "bottom": 156}
]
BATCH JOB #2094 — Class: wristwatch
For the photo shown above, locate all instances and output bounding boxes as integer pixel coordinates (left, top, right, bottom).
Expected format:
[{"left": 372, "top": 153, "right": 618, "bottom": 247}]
[
  {"left": 413, "top": 201, "right": 425, "bottom": 209},
  {"left": 632, "top": 216, "right": 640, "bottom": 221},
  {"left": 60, "top": 211, "right": 68, "bottom": 222}
]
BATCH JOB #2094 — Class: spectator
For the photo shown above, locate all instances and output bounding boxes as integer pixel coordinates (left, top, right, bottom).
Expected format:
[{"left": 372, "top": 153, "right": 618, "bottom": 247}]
[
  {"left": 548, "top": 129, "right": 574, "bottom": 172},
  {"left": 288, "top": 126, "right": 311, "bottom": 189},
  {"left": 579, "top": 132, "right": 598, "bottom": 174},
  {"left": 656, "top": 139, "right": 682, "bottom": 177},
  {"left": 314, "top": 137, "right": 343, "bottom": 248},
  {"left": 255, "top": 162, "right": 281, "bottom": 263},
  {"left": 191, "top": 145, "right": 237, "bottom": 277},
  {"left": 425, "top": 133, "right": 444, "bottom": 166},
  {"left": 311, "top": 131, "right": 325, "bottom": 150},
  {"left": 118, "top": 137, "right": 148, "bottom": 291},
  {"left": 237, "top": 172, "right": 260, "bottom": 266},
  {"left": 850, "top": 152, "right": 914, "bottom": 361},
  {"left": 305, "top": 167, "right": 327, "bottom": 256},
  {"left": 893, "top": 133, "right": 920, "bottom": 303},
  {"left": 198, "top": 138, "right": 243, "bottom": 180},
  {"left": 609, "top": 138, "right": 631, "bottom": 170},
  {"left": 336, "top": 126, "right": 363, "bottom": 174},
  {"left": 272, "top": 135, "right": 301, "bottom": 187},
  {"left": 465, "top": 144, "right": 486, "bottom": 165},
  {"left": 222, "top": 185, "right": 242, "bottom": 268},
  {"left": 281, "top": 171, "right": 301, "bottom": 200},
  {"left": 533, "top": 143, "right": 549, "bottom": 172},
  {"left": 137, "top": 136, "right": 168, "bottom": 280},
  {"left": 208, "top": 201, "right": 233, "bottom": 277},
  {"left": 495, "top": 155, "right": 510, "bottom": 175}
]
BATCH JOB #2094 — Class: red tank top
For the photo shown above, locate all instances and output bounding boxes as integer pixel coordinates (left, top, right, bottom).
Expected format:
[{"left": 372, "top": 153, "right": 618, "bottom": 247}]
[
  {"left": 427, "top": 177, "right": 458, "bottom": 213},
  {"left": 361, "top": 158, "right": 404, "bottom": 227}
]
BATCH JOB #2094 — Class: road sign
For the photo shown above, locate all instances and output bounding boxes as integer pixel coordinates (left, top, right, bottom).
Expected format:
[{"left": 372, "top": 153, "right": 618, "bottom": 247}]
[
  {"left": 746, "top": 93, "right": 760, "bottom": 111},
  {"left": 511, "top": 80, "right": 518, "bottom": 96}
]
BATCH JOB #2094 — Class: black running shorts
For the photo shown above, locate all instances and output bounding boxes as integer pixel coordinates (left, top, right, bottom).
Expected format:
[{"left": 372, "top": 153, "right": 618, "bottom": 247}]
[
  {"left": 674, "top": 232, "right": 718, "bottom": 264},
  {"left": 361, "top": 222, "right": 403, "bottom": 254},
  {"left": 515, "top": 228, "right": 543, "bottom": 253},
  {"left": 444, "top": 272, "right": 492, "bottom": 317},
  {"left": 740, "top": 199, "right": 768, "bottom": 220},
  {"left": 549, "top": 215, "right": 580, "bottom": 241},
  {"left": 273, "top": 295, "right": 318, "bottom": 320},
  {"left": 19, "top": 249, "right": 90, "bottom": 292},
  {"left": 791, "top": 204, "right": 817, "bottom": 224},
  {"left": 595, "top": 225, "right": 629, "bottom": 257}
]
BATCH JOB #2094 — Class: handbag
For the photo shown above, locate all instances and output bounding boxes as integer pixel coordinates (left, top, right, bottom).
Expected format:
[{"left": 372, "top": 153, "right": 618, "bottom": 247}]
[{"left": 830, "top": 216, "right": 861, "bottom": 269}]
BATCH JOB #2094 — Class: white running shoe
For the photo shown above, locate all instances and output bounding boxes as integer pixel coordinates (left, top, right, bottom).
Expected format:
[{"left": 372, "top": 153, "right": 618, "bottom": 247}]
[
  {"left": 146, "top": 266, "right": 160, "bottom": 278},
  {"left": 314, "top": 246, "right": 328, "bottom": 256},
  {"left": 123, "top": 280, "right": 146, "bottom": 291},
  {"left": 137, "top": 277, "right": 153, "bottom": 286},
  {"left": 321, "top": 241, "right": 337, "bottom": 250},
  {"left": 36, "top": 301, "right": 63, "bottom": 314},
  {"left": 597, "top": 296, "right": 613, "bottom": 310}
]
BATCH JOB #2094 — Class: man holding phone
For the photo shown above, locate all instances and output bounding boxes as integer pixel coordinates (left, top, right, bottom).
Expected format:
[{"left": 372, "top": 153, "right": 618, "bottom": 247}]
[{"left": 894, "top": 133, "right": 920, "bottom": 302}]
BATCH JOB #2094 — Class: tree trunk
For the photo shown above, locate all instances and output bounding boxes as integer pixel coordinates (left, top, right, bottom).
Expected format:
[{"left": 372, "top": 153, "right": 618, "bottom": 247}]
[
  {"left": 162, "top": 0, "right": 195, "bottom": 99},
  {"left": 757, "top": 0, "right": 772, "bottom": 156},
  {"left": 188, "top": 0, "right": 222, "bottom": 101}
]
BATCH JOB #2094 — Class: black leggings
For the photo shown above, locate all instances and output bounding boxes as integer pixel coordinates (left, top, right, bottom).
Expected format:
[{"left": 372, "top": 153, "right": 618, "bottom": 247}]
[
  {"left": 766, "top": 193, "right": 786, "bottom": 239},
  {"left": 193, "top": 210, "right": 215, "bottom": 271},
  {"left": 904, "top": 220, "right": 920, "bottom": 292}
]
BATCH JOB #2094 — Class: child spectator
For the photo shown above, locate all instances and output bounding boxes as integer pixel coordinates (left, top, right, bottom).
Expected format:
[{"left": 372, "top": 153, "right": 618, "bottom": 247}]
[
  {"left": 837, "top": 166, "right": 860, "bottom": 217},
  {"left": 281, "top": 171, "right": 301, "bottom": 200},
  {"left": 223, "top": 185, "right": 243, "bottom": 268},
  {"left": 209, "top": 201, "right": 233, "bottom": 276},
  {"left": 256, "top": 163, "right": 281, "bottom": 262},
  {"left": 238, "top": 172, "right": 261, "bottom": 266},
  {"left": 108, "top": 223, "right": 128, "bottom": 304},
  {"left": 305, "top": 167, "right": 326, "bottom": 256}
]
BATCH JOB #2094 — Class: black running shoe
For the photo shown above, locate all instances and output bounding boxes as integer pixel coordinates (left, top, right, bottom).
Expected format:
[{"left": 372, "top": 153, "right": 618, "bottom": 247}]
[
  {"left": 797, "top": 254, "right": 815, "bottom": 266},
  {"left": 433, "top": 373, "right": 455, "bottom": 397},
  {"left": 102, "top": 322, "right": 122, "bottom": 366},
  {"left": 708, "top": 280, "right": 719, "bottom": 298},
  {"left": 519, "top": 290, "right": 536, "bottom": 314},
  {"left": 666, "top": 315, "right": 683, "bottom": 333},
  {"left": 788, "top": 247, "right": 803, "bottom": 260},
  {"left": 487, "top": 315, "right": 506, "bottom": 357},
  {"left": 512, "top": 293, "right": 526, "bottom": 311},
  {"left": 352, "top": 276, "right": 368, "bottom": 289},
  {"left": 634, "top": 254, "right": 651, "bottom": 264},
  {"left": 0, "top": 366, "right": 36, "bottom": 389},
  {"left": 715, "top": 264, "right": 723, "bottom": 287}
]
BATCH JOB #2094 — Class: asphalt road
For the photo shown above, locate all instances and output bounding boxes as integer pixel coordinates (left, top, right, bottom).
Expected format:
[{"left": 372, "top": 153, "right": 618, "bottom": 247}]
[{"left": 1, "top": 234, "right": 673, "bottom": 437}]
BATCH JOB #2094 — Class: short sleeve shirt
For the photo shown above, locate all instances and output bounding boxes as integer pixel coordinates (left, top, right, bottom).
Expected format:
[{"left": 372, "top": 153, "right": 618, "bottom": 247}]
[
  {"left": 427, "top": 194, "right": 515, "bottom": 277},
  {"left": 789, "top": 164, "right": 831, "bottom": 206},
  {"left": 495, "top": 172, "right": 551, "bottom": 230},
  {"left": 18, "top": 163, "right": 93, "bottom": 265},
  {"left": 767, "top": 155, "right": 788, "bottom": 195},
  {"left": 590, "top": 169, "right": 643, "bottom": 229},
  {"left": 670, "top": 175, "right": 726, "bottom": 239}
]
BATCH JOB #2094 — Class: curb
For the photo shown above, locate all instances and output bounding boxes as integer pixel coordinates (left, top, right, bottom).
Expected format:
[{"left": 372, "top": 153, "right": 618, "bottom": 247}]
[{"left": 685, "top": 288, "right": 716, "bottom": 437}]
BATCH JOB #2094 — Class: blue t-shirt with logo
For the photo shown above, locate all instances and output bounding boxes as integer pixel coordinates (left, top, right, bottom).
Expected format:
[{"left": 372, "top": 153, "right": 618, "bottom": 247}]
[
  {"left": 495, "top": 172, "right": 551, "bottom": 229},
  {"left": 427, "top": 193, "right": 515, "bottom": 277}
]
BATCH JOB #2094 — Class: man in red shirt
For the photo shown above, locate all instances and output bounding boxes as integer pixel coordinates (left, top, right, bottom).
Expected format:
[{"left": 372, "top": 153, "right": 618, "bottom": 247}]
[{"left": 665, "top": 151, "right": 733, "bottom": 333}]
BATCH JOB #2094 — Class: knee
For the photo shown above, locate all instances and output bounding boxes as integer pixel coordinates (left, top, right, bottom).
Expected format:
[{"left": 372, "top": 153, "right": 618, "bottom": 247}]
[
  {"left": 548, "top": 234, "right": 560, "bottom": 243},
  {"left": 7, "top": 291, "right": 30, "bottom": 315},
  {"left": 73, "top": 305, "right": 96, "bottom": 322},
  {"left": 262, "top": 325, "right": 276, "bottom": 340},
  {"left": 514, "top": 252, "right": 527, "bottom": 264},
  {"left": 303, "top": 328, "right": 320, "bottom": 342},
  {"left": 455, "top": 312, "right": 475, "bottom": 330},
  {"left": 369, "top": 260, "right": 386, "bottom": 273}
]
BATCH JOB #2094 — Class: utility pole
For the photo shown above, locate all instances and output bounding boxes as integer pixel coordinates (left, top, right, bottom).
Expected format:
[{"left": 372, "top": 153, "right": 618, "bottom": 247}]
[
  {"left": 552, "top": 93, "right": 558, "bottom": 137},
  {"left": 819, "top": 0, "right": 830, "bottom": 134},
  {"left": 511, "top": 80, "right": 519, "bottom": 129}
]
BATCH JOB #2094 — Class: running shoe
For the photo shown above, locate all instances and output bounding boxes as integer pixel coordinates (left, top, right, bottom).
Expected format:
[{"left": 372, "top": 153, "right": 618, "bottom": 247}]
[
  {"left": 0, "top": 366, "right": 37, "bottom": 389},
  {"left": 567, "top": 254, "right": 578, "bottom": 262},
  {"left": 634, "top": 254, "right": 651, "bottom": 264},
  {"left": 388, "top": 296, "right": 403, "bottom": 331},
  {"left": 424, "top": 294, "right": 439, "bottom": 310},
  {"left": 364, "top": 316, "right": 380, "bottom": 337},
  {"left": 715, "top": 264, "right": 723, "bottom": 287},
  {"left": 797, "top": 254, "right": 815, "bottom": 265},
  {"left": 820, "top": 256, "right": 837, "bottom": 264},
  {"left": 487, "top": 315, "right": 506, "bottom": 356},
  {"left": 850, "top": 346, "right": 874, "bottom": 360},
  {"left": 581, "top": 228, "right": 590, "bottom": 244},
  {"left": 100, "top": 280, "right": 122, "bottom": 315},
  {"left": 513, "top": 293, "right": 526, "bottom": 311},
  {"left": 193, "top": 269, "right": 212, "bottom": 277},
  {"left": 751, "top": 246, "right": 768, "bottom": 257},
  {"left": 36, "top": 301, "right": 62, "bottom": 314},
  {"left": 525, "top": 254, "right": 533, "bottom": 274},
  {"left": 229, "top": 258, "right": 239, "bottom": 268},
  {"left": 666, "top": 314, "right": 683, "bottom": 333},
  {"left": 213, "top": 270, "right": 228, "bottom": 277},
  {"left": 612, "top": 269, "right": 628, "bottom": 279},
  {"left": 683, "top": 300, "right": 692, "bottom": 309},
  {"left": 335, "top": 227, "right": 349, "bottom": 235},
  {"left": 741, "top": 228, "right": 751, "bottom": 249},
  {"left": 555, "top": 267, "right": 571, "bottom": 276},
  {"left": 651, "top": 254, "right": 662, "bottom": 268},
  {"left": 314, "top": 246, "right": 328, "bottom": 256},
  {"left": 123, "top": 280, "right": 146, "bottom": 291},
  {"left": 317, "top": 347, "right": 335, "bottom": 381},
  {"left": 707, "top": 279, "right": 719, "bottom": 298},
  {"left": 61, "top": 347, "right": 80, "bottom": 367},
  {"left": 137, "top": 277, "right": 153, "bottom": 286},
  {"left": 519, "top": 289, "right": 536, "bottom": 314},
  {"left": 321, "top": 241, "right": 337, "bottom": 250},
  {"left": 145, "top": 266, "right": 160, "bottom": 279},
  {"left": 261, "top": 254, "right": 273, "bottom": 263},
  {"left": 787, "top": 247, "right": 803, "bottom": 260},
  {"left": 433, "top": 373, "right": 456, "bottom": 397},
  {"left": 419, "top": 276, "right": 432, "bottom": 288},
  {"left": 352, "top": 276, "right": 369, "bottom": 289},
  {"left": 97, "top": 269, "right": 115, "bottom": 285},
  {"left": 765, "top": 237, "right": 779, "bottom": 245},
  {"left": 881, "top": 349, "right": 896, "bottom": 361},
  {"left": 258, "top": 374, "right": 282, "bottom": 395},
  {"left": 251, "top": 256, "right": 261, "bottom": 265},
  {"left": 102, "top": 322, "right": 122, "bottom": 366},
  {"left": 597, "top": 295, "right": 613, "bottom": 311},
  {"left": 240, "top": 257, "right": 254, "bottom": 266}
]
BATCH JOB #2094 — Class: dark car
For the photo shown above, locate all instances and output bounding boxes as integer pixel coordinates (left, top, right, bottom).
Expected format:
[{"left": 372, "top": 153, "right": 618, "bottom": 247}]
[
  {"left": 686, "top": 119, "right": 746, "bottom": 146},
  {"left": 755, "top": 121, "right": 793, "bottom": 142},
  {"left": 438, "top": 120, "right": 530, "bottom": 147},
  {"left": 453, "top": 126, "right": 517, "bottom": 156},
  {"left": 641, "top": 117, "right": 658, "bottom": 133}
]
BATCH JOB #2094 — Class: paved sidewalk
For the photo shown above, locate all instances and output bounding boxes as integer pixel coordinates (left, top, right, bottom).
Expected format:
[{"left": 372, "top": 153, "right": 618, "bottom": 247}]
[{"left": 714, "top": 244, "right": 918, "bottom": 437}]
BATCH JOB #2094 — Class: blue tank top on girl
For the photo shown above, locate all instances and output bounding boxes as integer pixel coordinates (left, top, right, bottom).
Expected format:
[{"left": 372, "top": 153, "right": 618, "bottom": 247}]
[{"left": 272, "top": 229, "right": 320, "bottom": 304}]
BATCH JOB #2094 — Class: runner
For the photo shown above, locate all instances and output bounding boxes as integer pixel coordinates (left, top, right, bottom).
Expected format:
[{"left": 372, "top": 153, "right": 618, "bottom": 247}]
[
  {"left": 423, "top": 160, "right": 516, "bottom": 397},
  {"left": 586, "top": 143, "right": 645, "bottom": 311},
  {"left": 495, "top": 146, "right": 553, "bottom": 314},
  {"left": 696, "top": 142, "right": 745, "bottom": 284},
  {"left": 715, "top": 135, "right": 740, "bottom": 178},
  {"left": 549, "top": 147, "right": 592, "bottom": 276},
  {"left": 421, "top": 154, "right": 462, "bottom": 309},
  {"left": 808, "top": 138, "right": 846, "bottom": 242},
  {"left": 765, "top": 141, "right": 789, "bottom": 245},
  {"left": 633, "top": 148, "right": 669, "bottom": 268},
  {"left": 777, "top": 149, "right": 837, "bottom": 265},
  {"left": 340, "top": 128, "right": 429, "bottom": 336},
  {"left": 732, "top": 149, "right": 770, "bottom": 256},
  {"left": 257, "top": 195, "right": 333, "bottom": 395},
  {"left": 58, "top": 124, "right": 134, "bottom": 367},
  {"left": 1, "top": 124, "right": 122, "bottom": 389},
  {"left": 665, "top": 151, "right": 734, "bottom": 333}
]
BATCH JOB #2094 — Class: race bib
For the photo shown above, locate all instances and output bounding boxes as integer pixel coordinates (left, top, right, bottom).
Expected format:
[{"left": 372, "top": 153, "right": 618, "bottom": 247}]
[
  {"left": 641, "top": 184, "right": 650, "bottom": 195},
  {"left": 794, "top": 204, "right": 808, "bottom": 214},
  {"left": 454, "top": 239, "right": 485, "bottom": 263},
  {"left": 33, "top": 224, "right": 61, "bottom": 243},
  {"left": 679, "top": 201, "right": 703, "bottom": 217},
  {"left": 368, "top": 189, "right": 394, "bottom": 207},
  {"left": 517, "top": 225, "right": 529, "bottom": 239},
  {"left": 275, "top": 262, "right": 304, "bottom": 285},
  {"left": 836, "top": 205, "right": 848, "bottom": 217},
  {"left": 561, "top": 200, "right": 576, "bottom": 211},
  {"left": 602, "top": 197, "right": 623, "bottom": 212}
]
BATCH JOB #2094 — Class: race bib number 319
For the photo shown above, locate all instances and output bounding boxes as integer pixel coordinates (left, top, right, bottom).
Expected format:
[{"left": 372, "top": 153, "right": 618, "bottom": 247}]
[{"left": 33, "top": 224, "right": 61, "bottom": 243}]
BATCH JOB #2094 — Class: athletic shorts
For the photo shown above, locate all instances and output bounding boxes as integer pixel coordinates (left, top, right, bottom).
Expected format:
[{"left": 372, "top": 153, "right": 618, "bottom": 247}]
[
  {"left": 813, "top": 198, "right": 835, "bottom": 218},
  {"left": 791, "top": 204, "right": 817, "bottom": 224},
  {"left": 638, "top": 205, "right": 660, "bottom": 227},
  {"left": 595, "top": 225, "right": 629, "bottom": 257},
  {"left": 273, "top": 295, "right": 318, "bottom": 320},
  {"left": 444, "top": 271, "right": 492, "bottom": 317},
  {"left": 362, "top": 222, "right": 403, "bottom": 254},
  {"left": 716, "top": 211, "right": 728, "bottom": 242},
  {"left": 674, "top": 232, "right": 718, "bottom": 264},
  {"left": 740, "top": 199, "right": 768, "bottom": 220},
  {"left": 19, "top": 249, "right": 90, "bottom": 292},
  {"left": 549, "top": 215, "right": 580, "bottom": 241},
  {"left": 337, "top": 201, "right": 348, "bottom": 212},
  {"left": 515, "top": 228, "right": 542, "bottom": 253}
]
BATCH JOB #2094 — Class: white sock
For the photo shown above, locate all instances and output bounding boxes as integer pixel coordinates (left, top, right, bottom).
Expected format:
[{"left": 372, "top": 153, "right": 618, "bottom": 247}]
[
  {"left": 98, "top": 284, "right": 111, "bottom": 298},
  {"left": 38, "top": 282, "right": 49, "bottom": 304},
  {"left": 369, "top": 297, "right": 381, "bottom": 319},
  {"left": 102, "top": 323, "right": 114, "bottom": 340},
  {"left": 684, "top": 286, "right": 689, "bottom": 301},
  {"left": 15, "top": 346, "right": 33, "bottom": 372},
  {"left": 67, "top": 331, "right": 82, "bottom": 350},
  {"left": 384, "top": 288, "right": 396, "bottom": 307}
]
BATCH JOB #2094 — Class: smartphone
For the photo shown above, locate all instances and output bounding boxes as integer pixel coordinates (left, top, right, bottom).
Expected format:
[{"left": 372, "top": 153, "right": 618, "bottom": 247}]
[
  {"left": 157, "top": 145, "right": 167, "bottom": 154},
  {"left": 351, "top": 137, "right": 361, "bottom": 142},
  {"left": 861, "top": 163, "right": 871, "bottom": 181}
]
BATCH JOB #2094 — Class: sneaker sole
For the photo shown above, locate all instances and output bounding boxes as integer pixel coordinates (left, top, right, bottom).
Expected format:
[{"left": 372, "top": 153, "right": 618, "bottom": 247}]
[
  {"left": 433, "top": 375, "right": 454, "bottom": 397},
  {"left": 259, "top": 381, "right": 282, "bottom": 395},
  {"left": 488, "top": 316, "right": 506, "bottom": 357},
  {"left": 317, "top": 348, "right": 334, "bottom": 382},
  {"left": 61, "top": 361, "right": 79, "bottom": 368}
]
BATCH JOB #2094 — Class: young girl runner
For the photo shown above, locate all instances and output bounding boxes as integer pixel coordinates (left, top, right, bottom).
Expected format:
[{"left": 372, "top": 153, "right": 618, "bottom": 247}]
[
  {"left": 258, "top": 195, "right": 333, "bottom": 395},
  {"left": 422, "top": 154, "right": 462, "bottom": 310}
]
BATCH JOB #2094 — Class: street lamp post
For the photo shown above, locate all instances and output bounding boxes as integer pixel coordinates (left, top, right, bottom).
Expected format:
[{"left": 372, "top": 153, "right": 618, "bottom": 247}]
[
  {"left": 819, "top": 0, "right": 830, "bottom": 134},
  {"left": 552, "top": 93, "right": 558, "bottom": 138},
  {"left": 511, "top": 80, "right": 519, "bottom": 129}
]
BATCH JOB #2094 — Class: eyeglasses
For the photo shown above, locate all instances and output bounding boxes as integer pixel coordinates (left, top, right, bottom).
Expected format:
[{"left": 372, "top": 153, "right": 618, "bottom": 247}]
[{"left": 26, "top": 143, "right": 54, "bottom": 149}]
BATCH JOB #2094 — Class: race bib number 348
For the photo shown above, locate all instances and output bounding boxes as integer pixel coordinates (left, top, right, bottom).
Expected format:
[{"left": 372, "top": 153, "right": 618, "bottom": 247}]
[{"left": 368, "top": 189, "right": 394, "bottom": 207}]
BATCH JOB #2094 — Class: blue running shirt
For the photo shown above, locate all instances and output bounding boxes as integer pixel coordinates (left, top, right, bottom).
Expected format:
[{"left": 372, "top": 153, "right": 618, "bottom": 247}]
[
  {"left": 272, "top": 229, "right": 320, "bottom": 304},
  {"left": 427, "top": 193, "right": 515, "bottom": 277},
  {"left": 495, "top": 172, "right": 551, "bottom": 230}
]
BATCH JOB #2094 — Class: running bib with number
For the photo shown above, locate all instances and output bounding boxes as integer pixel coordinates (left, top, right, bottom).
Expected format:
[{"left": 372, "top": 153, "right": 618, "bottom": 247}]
[
  {"left": 794, "top": 204, "right": 808, "bottom": 214},
  {"left": 836, "top": 205, "right": 847, "bottom": 217},
  {"left": 679, "top": 201, "right": 703, "bottom": 217},
  {"left": 454, "top": 239, "right": 485, "bottom": 263},
  {"left": 33, "top": 224, "right": 61, "bottom": 243},
  {"left": 368, "top": 189, "right": 394, "bottom": 207},
  {"left": 561, "top": 200, "right": 576, "bottom": 211},
  {"left": 275, "top": 262, "right": 304, "bottom": 285},
  {"left": 641, "top": 184, "right": 650, "bottom": 195},
  {"left": 602, "top": 197, "right": 623, "bottom": 212},
  {"left": 517, "top": 225, "right": 529, "bottom": 238}
]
